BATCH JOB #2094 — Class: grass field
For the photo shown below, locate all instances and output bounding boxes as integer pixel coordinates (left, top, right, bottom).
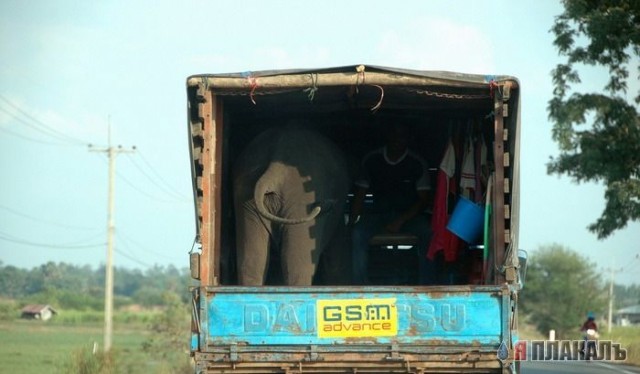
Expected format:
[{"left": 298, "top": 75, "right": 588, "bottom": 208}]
[
  {"left": 0, "top": 317, "right": 191, "bottom": 374},
  {"left": 2, "top": 314, "right": 637, "bottom": 373},
  {"left": 0, "top": 320, "right": 143, "bottom": 374},
  {"left": 602, "top": 326, "right": 640, "bottom": 366}
]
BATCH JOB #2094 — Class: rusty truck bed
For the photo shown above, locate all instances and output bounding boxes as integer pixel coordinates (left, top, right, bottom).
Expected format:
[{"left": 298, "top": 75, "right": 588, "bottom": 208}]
[{"left": 191, "top": 285, "right": 513, "bottom": 373}]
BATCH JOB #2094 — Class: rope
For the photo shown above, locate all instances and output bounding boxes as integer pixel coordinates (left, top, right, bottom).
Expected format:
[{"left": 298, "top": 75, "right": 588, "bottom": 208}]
[
  {"left": 302, "top": 73, "right": 318, "bottom": 101},
  {"left": 355, "top": 65, "right": 366, "bottom": 93},
  {"left": 370, "top": 84, "right": 384, "bottom": 112},
  {"left": 247, "top": 76, "right": 258, "bottom": 105},
  {"left": 489, "top": 80, "right": 503, "bottom": 99}
]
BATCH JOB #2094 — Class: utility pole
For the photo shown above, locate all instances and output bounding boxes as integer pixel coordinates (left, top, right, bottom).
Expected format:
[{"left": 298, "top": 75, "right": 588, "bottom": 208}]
[
  {"left": 606, "top": 262, "right": 624, "bottom": 334},
  {"left": 89, "top": 124, "right": 135, "bottom": 352},
  {"left": 608, "top": 265, "right": 614, "bottom": 334}
]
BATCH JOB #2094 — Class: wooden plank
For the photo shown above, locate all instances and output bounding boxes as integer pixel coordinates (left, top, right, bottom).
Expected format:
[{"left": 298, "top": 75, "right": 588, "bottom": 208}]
[
  {"left": 199, "top": 89, "right": 224, "bottom": 286},
  {"left": 492, "top": 95, "right": 506, "bottom": 284},
  {"left": 199, "top": 88, "right": 213, "bottom": 286},
  {"left": 188, "top": 71, "right": 519, "bottom": 91},
  {"left": 212, "top": 97, "right": 224, "bottom": 286}
]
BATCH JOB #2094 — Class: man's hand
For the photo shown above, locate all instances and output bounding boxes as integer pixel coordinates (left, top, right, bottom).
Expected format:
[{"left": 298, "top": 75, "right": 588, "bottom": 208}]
[
  {"left": 349, "top": 186, "right": 367, "bottom": 226},
  {"left": 385, "top": 218, "right": 405, "bottom": 233}
]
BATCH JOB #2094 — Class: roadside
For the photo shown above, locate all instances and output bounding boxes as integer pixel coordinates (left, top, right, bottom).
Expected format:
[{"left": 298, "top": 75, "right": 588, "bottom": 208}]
[{"left": 518, "top": 321, "right": 640, "bottom": 367}]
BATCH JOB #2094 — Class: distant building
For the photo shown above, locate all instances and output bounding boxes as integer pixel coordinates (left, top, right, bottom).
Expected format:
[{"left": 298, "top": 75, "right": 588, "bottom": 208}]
[
  {"left": 614, "top": 305, "right": 640, "bottom": 326},
  {"left": 20, "top": 304, "right": 57, "bottom": 321}
]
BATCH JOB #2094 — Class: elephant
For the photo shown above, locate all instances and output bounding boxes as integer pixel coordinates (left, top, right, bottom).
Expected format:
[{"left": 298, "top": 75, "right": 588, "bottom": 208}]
[{"left": 233, "top": 126, "right": 350, "bottom": 286}]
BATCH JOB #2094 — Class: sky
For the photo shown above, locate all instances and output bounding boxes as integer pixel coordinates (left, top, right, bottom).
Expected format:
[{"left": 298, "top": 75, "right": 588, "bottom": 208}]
[{"left": 0, "top": 1, "right": 638, "bottom": 286}]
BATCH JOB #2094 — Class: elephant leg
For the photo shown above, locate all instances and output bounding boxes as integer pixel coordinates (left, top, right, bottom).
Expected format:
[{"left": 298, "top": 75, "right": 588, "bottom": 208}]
[
  {"left": 318, "top": 218, "right": 351, "bottom": 285},
  {"left": 235, "top": 201, "right": 271, "bottom": 286},
  {"left": 280, "top": 222, "right": 326, "bottom": 286}
]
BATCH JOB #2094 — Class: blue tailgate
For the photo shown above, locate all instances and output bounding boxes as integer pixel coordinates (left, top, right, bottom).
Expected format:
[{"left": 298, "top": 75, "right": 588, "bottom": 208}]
[{"left": 199, "top": 285, "right": 508, "bottom": 348}]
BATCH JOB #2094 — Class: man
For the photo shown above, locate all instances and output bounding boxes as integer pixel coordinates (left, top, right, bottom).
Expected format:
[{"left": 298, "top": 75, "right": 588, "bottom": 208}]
[
  {"left": 580, "top": 312, "right": 599, "bottom": 360},
  {"left": 581, "top": 312, "right": 598, "bottom": 332},
  {"left": 348, "top": 122, "right": 432, "bottom": 285}
]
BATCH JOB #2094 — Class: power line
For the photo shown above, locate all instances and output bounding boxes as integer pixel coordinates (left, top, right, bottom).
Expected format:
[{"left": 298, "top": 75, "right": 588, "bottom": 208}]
[
  {"left": 117, "top": 229, "right": 184, "bottom": 262},
  {"left": 620, "top": 254, "right": 640, "bottom": 274},
  {"left": 116, "top": 166, "right": 183, "bottom": 203},
  {"left": 94, "top": 153, "right": 185, "bottom": 203},
  {"left": 0, "top": 105, "right": 75, "bottom": 144},
  {"left": 0, "top": 230, "right": 105, "bottom": 249},
  {"left": 125, "top": 153, "right": 188, "bottom": 201},
  {"left": 0, "top": 95, "right": 88, "bottom": 146},
  {"left": 0, "top": 203, "right": 100, "bottom": 231},
  {"left": 137, "top": 151, "right": 189, "bottom": 199},
  {"left": 114, "top": 246, "right": 151, "bottom": 268},
  {"left": 0, "top": 123, "right": 71, "bottom": 146}
]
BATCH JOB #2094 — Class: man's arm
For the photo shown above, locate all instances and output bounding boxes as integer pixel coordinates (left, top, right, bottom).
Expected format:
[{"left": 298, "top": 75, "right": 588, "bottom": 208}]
[
  {"left": 348, "top": 186, "right": 368, "bottom": 226},
  {"left": 385, "top": 189, "right": 430, "bottom": 233}
]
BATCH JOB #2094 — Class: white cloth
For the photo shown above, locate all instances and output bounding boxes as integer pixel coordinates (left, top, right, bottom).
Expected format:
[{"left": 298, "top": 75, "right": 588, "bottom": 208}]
[
  {"left": 460, "top": 138, "right": 475, "bottom": 198},
  {"left": 440, "top": 141, "right": 456, "bottom": 177}
]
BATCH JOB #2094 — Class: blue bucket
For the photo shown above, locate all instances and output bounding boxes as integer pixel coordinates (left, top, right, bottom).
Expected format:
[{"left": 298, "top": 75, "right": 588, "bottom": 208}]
[{"left": 446, "top": 196, "right": 484, "bottom": 243}]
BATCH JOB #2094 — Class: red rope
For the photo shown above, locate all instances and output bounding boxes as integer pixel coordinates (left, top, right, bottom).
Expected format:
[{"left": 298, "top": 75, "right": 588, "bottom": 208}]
[
  {"left": 488, "top": 80, "right": 499, "bottom": 99},
  {"left": 247, "top": 76, "right": 258, "bottom": 105}
]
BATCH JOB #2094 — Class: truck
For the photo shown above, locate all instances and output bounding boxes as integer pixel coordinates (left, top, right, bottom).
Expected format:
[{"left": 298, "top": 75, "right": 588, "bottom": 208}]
[{"left": 186, "top": 65, "right": 526, "bottom": 373}]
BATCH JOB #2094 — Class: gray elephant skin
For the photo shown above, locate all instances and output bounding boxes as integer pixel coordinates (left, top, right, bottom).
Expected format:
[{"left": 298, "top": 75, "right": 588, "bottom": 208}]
[{"left": 233, "top": 126, "right": 350, "bottom": 286}]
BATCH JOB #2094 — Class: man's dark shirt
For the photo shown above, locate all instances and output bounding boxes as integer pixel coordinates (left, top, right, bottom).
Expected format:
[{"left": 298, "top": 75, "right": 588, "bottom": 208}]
[{"left": 356, "top": 147, "right": 430, "bottom": 212}]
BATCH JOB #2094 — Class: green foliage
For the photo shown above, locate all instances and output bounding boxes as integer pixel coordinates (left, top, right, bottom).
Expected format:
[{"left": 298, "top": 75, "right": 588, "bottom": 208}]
[
  {"left": 53, "top": 310, "right": 103, "bottom": 324},
  {"left": 0, "top": 263, "right": 28, "bottom": 298},
  {"left": 0, "top": 261, "right": 190, "bottom": 309},
  {"left": 142, "top": 292, "right": 192, "bottom": 373},
  {"left": 132, "top": 286, "right": 166, "bottom": 307},
  {"left": 519, "top": 244, "right": 607, "bottom": 339},
  {"left": 22, "top": 287, "right": 104, "bottom": 311},
  {"left": 59, "top": 347, "right": 114, "bottom": 374},
  {"left": 615, "top": 283, "right": 640, "bottom": 307},
  {"left": 0, "top": 299, "right": 17, "bottom": 321},
  {"left": 548, "top": 0, "right": 640, "bottom": 238},
  {"left": 602, "top": 326, "right": 640, "bottom": 366}
]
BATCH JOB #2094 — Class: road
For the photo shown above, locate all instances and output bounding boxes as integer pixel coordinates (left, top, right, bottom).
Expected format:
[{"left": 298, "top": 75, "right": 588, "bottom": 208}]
[{"left": 521, "top": 360, "right": 640, "bottom": 374}]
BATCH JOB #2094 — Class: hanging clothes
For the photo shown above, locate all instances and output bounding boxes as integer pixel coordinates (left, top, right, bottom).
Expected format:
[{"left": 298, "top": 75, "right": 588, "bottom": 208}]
[
  {"left": 460, "top": 136, "right": 475, "bottom": 200},
  {"left": 427, "top": 140, "right": 463, "bottom": 262},
  {"left": 474, "top": 133, "right": 488, "bottom": 203}
]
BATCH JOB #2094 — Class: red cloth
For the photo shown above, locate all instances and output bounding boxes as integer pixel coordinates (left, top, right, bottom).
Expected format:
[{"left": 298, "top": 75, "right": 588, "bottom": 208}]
[
  {"left": 427, "top": 142, "right": 463, "bottom": 262},
  {"left": 581, "top": 320, "right": 597, "bottom": 332}
]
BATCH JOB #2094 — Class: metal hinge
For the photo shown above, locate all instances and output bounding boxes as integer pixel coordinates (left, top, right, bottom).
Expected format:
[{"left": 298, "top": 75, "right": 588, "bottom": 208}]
[
  {"left": 502, "top": 82, "right": 511, "bottom": 101},
  {"left": 306, "top": 344, "right": 321, "bottom": 361},
  {"left": 385, "top": 343, "right": 404, "bottom": 361},
  {"left": 229, "top": 343, "right": 238, "bottom": 362}
]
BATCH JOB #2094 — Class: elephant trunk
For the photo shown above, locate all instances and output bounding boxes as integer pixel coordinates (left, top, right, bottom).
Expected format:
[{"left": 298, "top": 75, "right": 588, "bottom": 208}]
[{"left": 253, "top": 168, "right": 321, "bottom": 225}]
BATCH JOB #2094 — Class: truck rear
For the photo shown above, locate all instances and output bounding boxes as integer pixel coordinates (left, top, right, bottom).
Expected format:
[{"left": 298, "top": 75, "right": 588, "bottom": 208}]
[{"left": 186, "top": 65, "right": 524, "bottom": 373}]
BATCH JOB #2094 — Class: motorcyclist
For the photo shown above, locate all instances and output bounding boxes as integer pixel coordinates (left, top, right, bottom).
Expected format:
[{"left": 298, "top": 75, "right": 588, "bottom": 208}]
[
  {"left": 580, "top": 312, "right": 599, "bottom": 360},
  {"left": 581, "top": 312, "right": 598, "bottom": 332}
]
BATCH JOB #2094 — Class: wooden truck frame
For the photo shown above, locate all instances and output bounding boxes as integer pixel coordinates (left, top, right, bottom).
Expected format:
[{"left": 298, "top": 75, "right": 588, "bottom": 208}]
[{"left": 186, "top": 65, "right": 525, "bottom": 373}]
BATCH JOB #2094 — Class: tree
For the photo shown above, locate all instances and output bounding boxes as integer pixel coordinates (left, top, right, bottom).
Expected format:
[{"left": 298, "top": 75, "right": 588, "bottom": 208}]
[
  {"left": 548, "top": 0, "right": 640, "bottom": 239},
  {"left": 0, "top": 262, "right": 28, "bottom": 298},
  {"left": 519, "top": 244, "right": 607, "bottom": 338}
]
